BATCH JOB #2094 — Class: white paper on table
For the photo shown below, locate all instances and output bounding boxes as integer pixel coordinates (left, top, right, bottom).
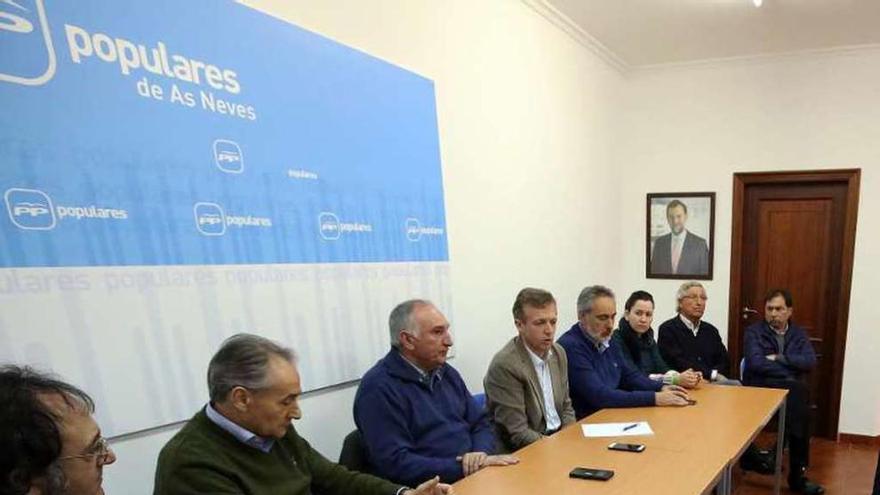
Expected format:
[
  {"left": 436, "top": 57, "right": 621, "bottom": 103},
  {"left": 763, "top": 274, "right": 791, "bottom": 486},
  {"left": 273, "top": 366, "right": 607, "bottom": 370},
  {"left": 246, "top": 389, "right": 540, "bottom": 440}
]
[{"left": 581, "top": 421, "right": 654, "bottom": 437}]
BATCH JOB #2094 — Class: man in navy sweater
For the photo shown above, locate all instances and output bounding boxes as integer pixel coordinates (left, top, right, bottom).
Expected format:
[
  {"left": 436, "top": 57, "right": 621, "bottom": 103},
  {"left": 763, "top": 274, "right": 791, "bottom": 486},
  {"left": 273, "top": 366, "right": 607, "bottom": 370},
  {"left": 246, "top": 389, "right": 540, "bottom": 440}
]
[
  {"left": 355, "top": 300, "right": 518, "bottom": 487},
  {"left": 744, "top": 289, "right": 824, "bottom": 494},
  {"left": 558, "top": 285, "right": 689, "bottom": 419},
  {"left": 658, "top": 281, "right": 734, "bottom": 383}
]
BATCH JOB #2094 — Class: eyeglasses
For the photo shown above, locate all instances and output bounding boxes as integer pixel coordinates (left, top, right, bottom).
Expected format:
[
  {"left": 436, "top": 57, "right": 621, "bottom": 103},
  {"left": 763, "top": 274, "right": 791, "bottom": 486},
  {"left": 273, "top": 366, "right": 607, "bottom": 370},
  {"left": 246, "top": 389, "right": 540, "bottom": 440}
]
[
  {"left": 683, "top": 295, "right": 708, "bottom": 301},
  {"left": 58, "top": 437, "right": 113, "bottom": 466}
]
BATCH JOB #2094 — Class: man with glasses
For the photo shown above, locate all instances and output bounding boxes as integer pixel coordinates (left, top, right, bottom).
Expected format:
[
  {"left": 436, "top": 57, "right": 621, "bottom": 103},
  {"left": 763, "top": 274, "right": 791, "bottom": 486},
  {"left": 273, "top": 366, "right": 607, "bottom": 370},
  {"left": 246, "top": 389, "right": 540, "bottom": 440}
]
[
  {"left": 658, "top": 281, "right": 774, "bottom": 474},
  {"left": 0, "top": 365, "right": 116, "bottom": 495},
  {"left": 154, "top": 333, "right": 454, "bottom": 495},
  {"left": 354, "top": 300, "right": 518, "bottom": 487},
  {"left": 658, "top": 281, "right": 734, "bottom": 384}
]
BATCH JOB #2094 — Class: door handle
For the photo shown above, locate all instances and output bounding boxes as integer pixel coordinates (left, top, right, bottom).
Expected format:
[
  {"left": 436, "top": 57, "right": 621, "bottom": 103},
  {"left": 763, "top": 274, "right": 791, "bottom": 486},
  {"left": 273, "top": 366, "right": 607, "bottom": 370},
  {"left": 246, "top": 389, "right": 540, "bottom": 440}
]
[{"left": 742, "top": 307, "right": 759, "bottom": 320}]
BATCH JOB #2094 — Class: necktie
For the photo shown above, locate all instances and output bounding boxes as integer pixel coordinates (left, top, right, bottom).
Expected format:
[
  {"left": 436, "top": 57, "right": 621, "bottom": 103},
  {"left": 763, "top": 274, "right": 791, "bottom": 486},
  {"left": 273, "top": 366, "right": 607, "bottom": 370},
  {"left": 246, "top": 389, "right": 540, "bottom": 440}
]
[{"left": 671, "top": 237, "right": 682, "bottom": 273}]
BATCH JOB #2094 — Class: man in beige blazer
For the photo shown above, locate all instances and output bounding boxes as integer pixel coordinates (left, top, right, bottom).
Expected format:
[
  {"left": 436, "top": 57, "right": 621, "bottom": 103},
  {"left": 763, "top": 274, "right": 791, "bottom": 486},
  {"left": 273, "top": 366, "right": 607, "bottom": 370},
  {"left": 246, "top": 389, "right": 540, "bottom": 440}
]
[{"left": 483, "top": 288, "right": 576, "bottom": 452}]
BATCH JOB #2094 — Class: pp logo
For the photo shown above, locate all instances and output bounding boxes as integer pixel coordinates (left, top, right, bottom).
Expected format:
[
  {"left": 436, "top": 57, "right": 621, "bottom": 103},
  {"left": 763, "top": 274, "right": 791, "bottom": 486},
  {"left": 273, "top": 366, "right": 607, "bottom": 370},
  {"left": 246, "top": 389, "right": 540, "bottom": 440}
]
[
  {"left": 5, "top": 187, "right": 56, "bottom": 230},
  {"left": 193, "top": 202, "right": 226, "bottom": 236},
  {"left": 318, "top": 212, "right": 340, "bottom": 240},
  {"left": 0, "top": 0, "right": 56, "bottom": 86},
  {"left": 405, "top": 218, "right": 421, "bottom": 242},
  {"left": 213, "top": 139, "right": 244, "bottom": 174}
]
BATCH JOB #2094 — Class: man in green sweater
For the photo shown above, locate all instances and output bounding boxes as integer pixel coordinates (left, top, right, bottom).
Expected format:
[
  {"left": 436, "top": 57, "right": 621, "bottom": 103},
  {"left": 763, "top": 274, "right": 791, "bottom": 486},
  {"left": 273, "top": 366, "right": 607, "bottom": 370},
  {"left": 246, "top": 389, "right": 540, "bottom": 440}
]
[{"left": 154, "top": 333, "right": 454, "bottom": 495}]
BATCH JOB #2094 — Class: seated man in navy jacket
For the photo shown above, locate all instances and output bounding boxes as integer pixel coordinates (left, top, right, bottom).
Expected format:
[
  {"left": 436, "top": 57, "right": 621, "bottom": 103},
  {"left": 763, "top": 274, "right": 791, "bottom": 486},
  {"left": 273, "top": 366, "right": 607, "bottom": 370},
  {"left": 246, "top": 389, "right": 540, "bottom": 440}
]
[
  {"left": 658, "top": 281, "right": 735, "bottom": 384},
  {"left": 354, "top": 300, "right": 518, "bottom": 487},
  {"left": 557, "top": 285, "right": 689, "bottom": 419},
  {"left": 744, "top": 289, "right": 824, "bottom": 495}
]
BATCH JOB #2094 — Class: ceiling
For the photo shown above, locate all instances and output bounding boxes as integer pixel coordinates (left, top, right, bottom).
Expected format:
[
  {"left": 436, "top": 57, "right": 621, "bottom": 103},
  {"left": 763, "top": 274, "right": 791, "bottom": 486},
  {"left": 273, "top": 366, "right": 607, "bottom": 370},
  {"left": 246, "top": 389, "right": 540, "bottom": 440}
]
[{"left": 542, "top": 0, "right": 880, "bottom": 69}]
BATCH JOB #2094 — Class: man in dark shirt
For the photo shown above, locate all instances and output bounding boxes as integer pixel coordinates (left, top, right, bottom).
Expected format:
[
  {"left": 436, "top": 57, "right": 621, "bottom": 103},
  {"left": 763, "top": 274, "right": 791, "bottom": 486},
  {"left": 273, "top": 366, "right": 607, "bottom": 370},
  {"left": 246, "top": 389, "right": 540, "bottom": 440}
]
[
  {"left": 558, "top": 285, "right": 689, "bottom": 419},
  {"left": 744, "top": 289, "right": 824, "bottom": 494},
  {"left": 658, "top": 281, "right": 734, "bottom": 384}
]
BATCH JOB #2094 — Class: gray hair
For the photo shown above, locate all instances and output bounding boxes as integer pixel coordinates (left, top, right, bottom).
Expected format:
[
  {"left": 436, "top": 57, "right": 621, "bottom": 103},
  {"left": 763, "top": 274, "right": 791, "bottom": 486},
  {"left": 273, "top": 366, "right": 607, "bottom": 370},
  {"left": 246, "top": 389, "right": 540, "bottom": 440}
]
[
  {"left": 389, "top": 299, "right": 432, "bottom": 349},
  {"left": 42, "top": 464, "right": 67, "bottom": 495},
  {"left": 676, "top": 281, "right": 705, "bottom": 310},
  {"left": 576, "top": 285, "right": 615, "bottom": 316},
  {"left": 207, "top": 333, "right": 295, "bottom": 403}
]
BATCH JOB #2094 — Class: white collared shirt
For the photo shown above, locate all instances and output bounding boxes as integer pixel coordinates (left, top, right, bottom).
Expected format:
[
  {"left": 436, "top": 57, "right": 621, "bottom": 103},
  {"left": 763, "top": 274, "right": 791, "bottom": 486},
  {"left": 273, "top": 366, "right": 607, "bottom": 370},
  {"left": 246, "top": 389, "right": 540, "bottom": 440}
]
[
  {"left": 524, "top": 345, "right": 561, "bottom": 432},
  {"left": 679, "top": 314, "right": 720, "bottom": 381},
  {"left": 680, "top": 313, "right": 701, "bottom": 336}
]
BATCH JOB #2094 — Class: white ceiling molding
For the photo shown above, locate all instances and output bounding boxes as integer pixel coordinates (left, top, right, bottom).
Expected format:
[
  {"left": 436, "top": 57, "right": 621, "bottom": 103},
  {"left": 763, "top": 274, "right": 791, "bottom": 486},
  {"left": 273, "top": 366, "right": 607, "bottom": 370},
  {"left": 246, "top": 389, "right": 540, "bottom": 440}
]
[
  {"left": 519, "top": 0, "right": 629, "bottom": 73},
  {"left": 632, "top": 42, "right": 880, "bottom": 74},
  {"left": 524, "top": 0, "right": 880, "bottom": 74}
]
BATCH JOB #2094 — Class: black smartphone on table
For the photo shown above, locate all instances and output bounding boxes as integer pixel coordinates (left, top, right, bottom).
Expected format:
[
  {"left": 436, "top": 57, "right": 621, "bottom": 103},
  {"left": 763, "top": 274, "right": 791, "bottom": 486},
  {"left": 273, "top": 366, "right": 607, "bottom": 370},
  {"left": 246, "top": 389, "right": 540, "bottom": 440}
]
[
  {"left": 608, "top": 442, "right": 646, "bottom": 453},
  {"left": 569, "top": 467, "right": 615, "bottom": 481}
]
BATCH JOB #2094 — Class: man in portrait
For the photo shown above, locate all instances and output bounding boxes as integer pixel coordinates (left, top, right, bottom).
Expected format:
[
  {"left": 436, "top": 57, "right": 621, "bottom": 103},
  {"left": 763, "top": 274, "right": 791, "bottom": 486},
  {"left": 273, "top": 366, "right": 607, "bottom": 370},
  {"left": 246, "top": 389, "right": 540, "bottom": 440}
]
[{"left": 650, "top": 199, "right": 710, "bottom": 276}]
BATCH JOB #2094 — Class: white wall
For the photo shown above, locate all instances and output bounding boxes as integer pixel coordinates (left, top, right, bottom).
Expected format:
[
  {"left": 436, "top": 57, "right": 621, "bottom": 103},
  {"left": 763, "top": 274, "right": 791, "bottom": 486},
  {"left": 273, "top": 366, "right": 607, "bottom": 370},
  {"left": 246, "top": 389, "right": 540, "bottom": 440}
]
[
  {"left": 104, "top": 0, "right": 624, "bottom": 492},
  {"left": 615, "top": 50, "right": 880, "bottom": 437}
]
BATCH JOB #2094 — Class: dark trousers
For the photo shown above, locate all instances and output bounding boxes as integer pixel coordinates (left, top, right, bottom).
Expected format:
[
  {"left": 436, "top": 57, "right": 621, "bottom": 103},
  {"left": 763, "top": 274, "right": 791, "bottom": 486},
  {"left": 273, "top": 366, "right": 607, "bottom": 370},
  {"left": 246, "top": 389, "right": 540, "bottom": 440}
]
[{"left": 752, "top": 378, "right": 811, "bottom": 473}]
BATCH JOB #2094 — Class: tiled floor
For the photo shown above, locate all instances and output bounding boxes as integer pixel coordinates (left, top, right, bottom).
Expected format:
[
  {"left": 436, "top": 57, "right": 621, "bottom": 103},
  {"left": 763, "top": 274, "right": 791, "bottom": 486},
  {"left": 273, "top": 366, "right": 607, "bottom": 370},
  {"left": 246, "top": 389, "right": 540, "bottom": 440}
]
[{"left": 733, "top": 439, "right": 878, "bottom": 494}]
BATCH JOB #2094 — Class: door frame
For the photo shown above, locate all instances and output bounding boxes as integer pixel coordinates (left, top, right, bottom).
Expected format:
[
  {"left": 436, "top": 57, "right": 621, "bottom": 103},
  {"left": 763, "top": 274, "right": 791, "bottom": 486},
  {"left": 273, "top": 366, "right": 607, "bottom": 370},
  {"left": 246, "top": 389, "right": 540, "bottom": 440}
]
[{"left": 727, "top": 169, "right": 860, "bottom": 438}]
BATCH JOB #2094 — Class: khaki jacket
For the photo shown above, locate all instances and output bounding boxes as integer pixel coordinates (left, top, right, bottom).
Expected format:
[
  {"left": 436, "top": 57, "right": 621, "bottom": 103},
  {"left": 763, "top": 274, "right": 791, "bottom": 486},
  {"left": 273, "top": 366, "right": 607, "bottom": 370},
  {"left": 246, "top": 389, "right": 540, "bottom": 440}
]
[{"left": 483, "top": 337, "right": 576, "bottom": 452}]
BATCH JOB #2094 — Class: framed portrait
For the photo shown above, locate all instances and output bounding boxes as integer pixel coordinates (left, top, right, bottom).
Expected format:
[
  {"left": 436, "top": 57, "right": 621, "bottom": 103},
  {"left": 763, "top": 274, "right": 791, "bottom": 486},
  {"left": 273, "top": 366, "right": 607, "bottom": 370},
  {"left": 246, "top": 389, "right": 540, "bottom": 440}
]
[{"left": 646, "top": 192, "right": 715, "bottom": 280}]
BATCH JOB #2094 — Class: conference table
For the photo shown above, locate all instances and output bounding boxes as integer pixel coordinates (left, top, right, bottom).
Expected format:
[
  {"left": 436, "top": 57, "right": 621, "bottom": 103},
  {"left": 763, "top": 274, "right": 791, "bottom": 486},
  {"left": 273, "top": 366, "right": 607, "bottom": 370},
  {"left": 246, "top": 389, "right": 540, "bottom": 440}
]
[{"left": 453, "top": 384, "right": 787, "bottom": 495}]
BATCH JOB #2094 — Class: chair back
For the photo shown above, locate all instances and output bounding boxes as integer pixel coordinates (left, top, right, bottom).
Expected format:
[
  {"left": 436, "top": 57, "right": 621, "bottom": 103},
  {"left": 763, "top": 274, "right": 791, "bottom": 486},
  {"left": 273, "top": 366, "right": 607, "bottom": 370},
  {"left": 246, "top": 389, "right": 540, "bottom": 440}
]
[
  {"left": 339, "top": 429, "right": 368, "bottom": 472},
  {"left": 472, "top": 392, "right": 487, "bottom": 411}
]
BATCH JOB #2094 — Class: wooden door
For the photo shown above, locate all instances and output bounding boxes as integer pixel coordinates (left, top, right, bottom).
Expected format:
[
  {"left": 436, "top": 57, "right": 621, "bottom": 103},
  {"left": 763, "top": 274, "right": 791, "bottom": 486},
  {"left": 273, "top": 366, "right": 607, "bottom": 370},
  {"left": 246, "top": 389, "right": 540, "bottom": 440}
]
[{"left": 728, "top": 170, "right": 860, "bottom": 439}]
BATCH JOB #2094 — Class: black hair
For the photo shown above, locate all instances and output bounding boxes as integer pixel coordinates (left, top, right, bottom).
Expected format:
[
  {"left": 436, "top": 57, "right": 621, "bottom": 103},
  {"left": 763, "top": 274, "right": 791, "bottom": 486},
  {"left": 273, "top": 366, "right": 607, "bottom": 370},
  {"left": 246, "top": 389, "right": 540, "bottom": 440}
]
[
  {"left": 624, "top": 290, "right": 655, "bottom": 311},
  {"left": 0, "top": 365, "right": 95, "bottom": 495},
  {"left": 764, "top": 288, "right": 793, "bottom": 307}
]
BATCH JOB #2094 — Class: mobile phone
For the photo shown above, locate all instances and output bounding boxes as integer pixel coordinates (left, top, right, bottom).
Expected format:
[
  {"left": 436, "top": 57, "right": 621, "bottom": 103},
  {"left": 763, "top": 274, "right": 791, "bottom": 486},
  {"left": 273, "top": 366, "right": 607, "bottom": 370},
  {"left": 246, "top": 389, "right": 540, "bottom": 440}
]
[
  {"left": 608, "top": 442, "right": 646, "bottom": 453},
  {"left": 569, "top": 467, "right": 614, "bottom": 481}
]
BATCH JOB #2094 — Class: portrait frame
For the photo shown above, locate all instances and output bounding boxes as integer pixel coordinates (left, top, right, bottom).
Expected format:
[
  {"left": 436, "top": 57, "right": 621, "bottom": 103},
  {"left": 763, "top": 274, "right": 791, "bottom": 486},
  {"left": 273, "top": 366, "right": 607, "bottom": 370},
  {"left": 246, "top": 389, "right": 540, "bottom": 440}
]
[{"left": 646, "top": 192, "right": 715, "bottom": 280}]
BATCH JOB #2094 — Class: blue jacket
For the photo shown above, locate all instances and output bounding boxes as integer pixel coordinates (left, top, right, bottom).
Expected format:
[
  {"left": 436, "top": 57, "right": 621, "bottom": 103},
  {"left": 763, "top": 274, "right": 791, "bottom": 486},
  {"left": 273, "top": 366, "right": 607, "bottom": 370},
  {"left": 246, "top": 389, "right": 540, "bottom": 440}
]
[
  {"left": 743, "top": 321, "right": 816, "bottom": 384},
  {"left": 353, "top": 350, "right": 495, "bottom": 486},
  {"left": 558, "top": 323, "right": 662, "bottom": 419}
]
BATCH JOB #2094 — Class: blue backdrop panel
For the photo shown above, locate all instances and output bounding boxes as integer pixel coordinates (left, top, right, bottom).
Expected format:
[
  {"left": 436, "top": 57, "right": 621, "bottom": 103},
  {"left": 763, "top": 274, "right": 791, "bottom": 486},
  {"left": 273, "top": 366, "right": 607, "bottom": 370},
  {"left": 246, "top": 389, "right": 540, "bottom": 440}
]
[{"left": 0, "top": 0, "right": 448, "bottom": 267}]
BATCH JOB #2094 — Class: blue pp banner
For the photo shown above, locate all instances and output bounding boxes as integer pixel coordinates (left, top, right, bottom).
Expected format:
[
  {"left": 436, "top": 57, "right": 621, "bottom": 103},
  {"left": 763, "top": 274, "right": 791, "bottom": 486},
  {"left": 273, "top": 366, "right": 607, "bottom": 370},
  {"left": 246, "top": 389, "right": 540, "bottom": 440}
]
[{"left": 0, "top": 0, "right": 448, "bottom": 267}]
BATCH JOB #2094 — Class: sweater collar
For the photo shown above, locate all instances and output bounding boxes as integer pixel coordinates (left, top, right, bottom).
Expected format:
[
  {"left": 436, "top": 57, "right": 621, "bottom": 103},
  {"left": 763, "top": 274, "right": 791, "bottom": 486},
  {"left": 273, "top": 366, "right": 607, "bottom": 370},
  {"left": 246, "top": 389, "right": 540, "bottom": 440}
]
[
  {"left": 763, "top": 320, "right": 791, "bottom": 337},
  {"left": 385, "top": 349, "right": 446, "bottom": 390},
  {"left": 679, "top": 313, "right": 701, "bottom": 335},
  {"left": 568, "top": 322, "right": 610, "bottom": 353}
]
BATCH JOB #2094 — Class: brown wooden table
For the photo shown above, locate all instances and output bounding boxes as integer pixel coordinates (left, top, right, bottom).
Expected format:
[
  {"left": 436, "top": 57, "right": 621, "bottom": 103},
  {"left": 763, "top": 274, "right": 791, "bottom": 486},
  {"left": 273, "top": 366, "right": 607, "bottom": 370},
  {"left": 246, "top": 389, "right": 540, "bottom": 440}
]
[{"left": 453, "top": 384, "right": 787, "bottom": 495}]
